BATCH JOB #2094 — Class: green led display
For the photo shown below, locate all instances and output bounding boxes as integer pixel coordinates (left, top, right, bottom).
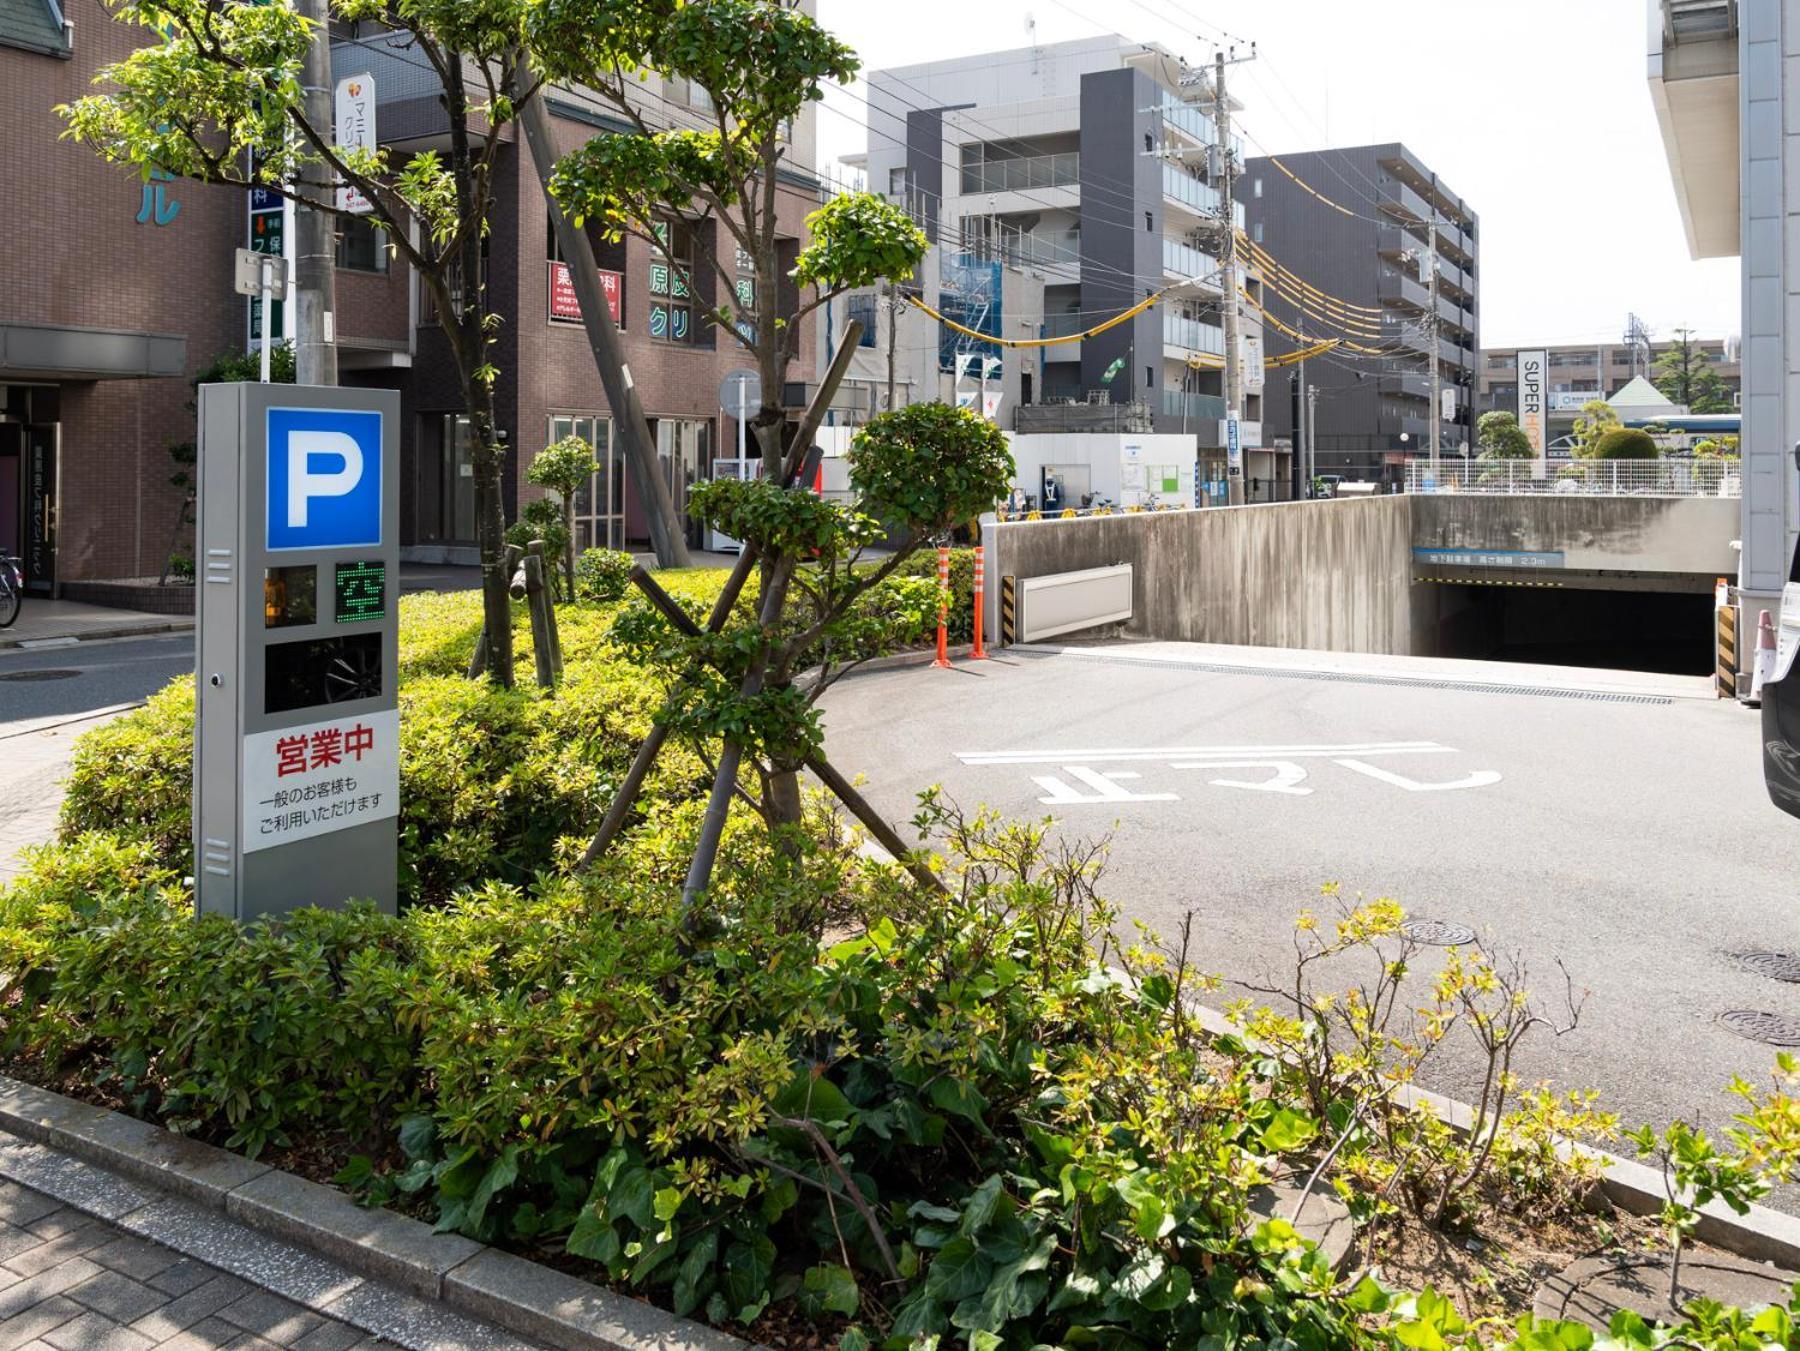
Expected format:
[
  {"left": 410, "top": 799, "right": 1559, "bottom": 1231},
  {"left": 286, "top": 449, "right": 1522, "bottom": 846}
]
[{"left": 335, "top": 560, "right": 386, "bottom": 624}]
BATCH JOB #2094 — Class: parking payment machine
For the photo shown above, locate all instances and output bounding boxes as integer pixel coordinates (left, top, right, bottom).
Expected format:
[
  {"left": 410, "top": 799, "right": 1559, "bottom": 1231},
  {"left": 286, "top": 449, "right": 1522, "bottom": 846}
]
[{"left": 193, "top": 383, "right": 401, "bottom": 919}]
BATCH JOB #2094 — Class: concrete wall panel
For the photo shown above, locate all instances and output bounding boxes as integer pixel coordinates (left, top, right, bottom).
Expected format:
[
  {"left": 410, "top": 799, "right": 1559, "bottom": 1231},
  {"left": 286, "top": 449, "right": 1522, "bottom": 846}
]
[{"left": 989, "top": 497, "right": 1417, "bottom": 654}]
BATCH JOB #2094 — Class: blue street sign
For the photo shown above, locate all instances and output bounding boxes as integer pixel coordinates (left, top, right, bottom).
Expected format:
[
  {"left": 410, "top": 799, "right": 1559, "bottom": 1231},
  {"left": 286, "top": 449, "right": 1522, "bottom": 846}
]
[{"left": 266, "top": 407, "right": 384, "bottom": 551}]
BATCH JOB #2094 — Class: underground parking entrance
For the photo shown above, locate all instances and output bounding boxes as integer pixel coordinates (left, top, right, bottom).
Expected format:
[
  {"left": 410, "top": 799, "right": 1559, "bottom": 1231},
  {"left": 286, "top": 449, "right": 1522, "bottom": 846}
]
[{"left": 1418, "top": 571, "right": 1718, "bottom": 676}]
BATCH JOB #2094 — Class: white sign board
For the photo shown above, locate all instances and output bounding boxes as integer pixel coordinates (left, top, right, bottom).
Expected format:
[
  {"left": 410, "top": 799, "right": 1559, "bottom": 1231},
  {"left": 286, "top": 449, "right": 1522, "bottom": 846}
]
[
  {"left": 1517, "top": 348, "right": 1548, "bottom": 477},
  {"left": 233, "top": 247, "right": 289, "bottom": 299},
  {"left": 241, "top": 707, "right": 400, "bottom": 852},
  {"left": 1241, "top": 335, "right": 1264, "bottom": 393},
  {"left": 334, "top": 73, "right": 377, "bottom": 215}
]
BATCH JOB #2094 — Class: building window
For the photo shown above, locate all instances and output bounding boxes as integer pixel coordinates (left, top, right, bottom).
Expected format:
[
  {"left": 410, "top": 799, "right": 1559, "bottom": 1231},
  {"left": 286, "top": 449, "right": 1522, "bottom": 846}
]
[
  {"left": 889, "top": 166, "right": 909, "bottom": 199},
  {"left": 1252, "top": 222, "right": 1263, "bottom": 243},
  {"left": 846, "top": 292, "right": 879, "bottom": 348},
  {"left": 335, "top": 218, "right": 388, "bottom": 273},
  {"left": 1144, "top": 132, "right": 1153, "bottom": 153},
  {"left": 1144, "top": 211, "right": 1153, "bottom": 232},
  {"left": 649, "top": 218, "right": 697, "bottom": 345},
  {"left": 667, "top": 75, "right": 714, "bottom": 114},
  {"left": 1146, "top": 366, "right": 1154, "bottom": 389},
  {"left": 1253, "top": 177, "right": 1263, "bottom": 197}
]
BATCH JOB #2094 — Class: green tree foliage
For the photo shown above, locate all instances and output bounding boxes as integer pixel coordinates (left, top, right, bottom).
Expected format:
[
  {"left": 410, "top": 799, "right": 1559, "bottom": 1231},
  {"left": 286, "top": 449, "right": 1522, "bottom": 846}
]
[
  {"left": 1654, "top": 328, "right": 1735, "bottom": 414},
  {"left": 526, "top": 435, "right": 600, "bottom": 597},
  {"left": 537, "top": 0, "right": 928, "bottom": 473},
  {"left": 60, "top": 0, "right": 541, "bottom": 685},
  {"left": 1594, "top": 427, "right": 1660, "bottom": 460},
  {"left": 1572, "top": 399, "right": 1621, "bottom": 460},
  {"left": 1475, "top": 410, "right": 1533, "bottom": 461}
]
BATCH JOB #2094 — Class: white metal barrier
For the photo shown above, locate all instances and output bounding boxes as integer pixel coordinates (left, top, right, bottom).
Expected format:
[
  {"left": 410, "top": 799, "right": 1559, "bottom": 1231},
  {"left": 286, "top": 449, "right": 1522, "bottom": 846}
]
[
  {"left": 1016, "top": 564, "right": 1133, "bottom": 642},
  {"left": 1405, "top": 460, "right": 1742, "bottom": 498}
]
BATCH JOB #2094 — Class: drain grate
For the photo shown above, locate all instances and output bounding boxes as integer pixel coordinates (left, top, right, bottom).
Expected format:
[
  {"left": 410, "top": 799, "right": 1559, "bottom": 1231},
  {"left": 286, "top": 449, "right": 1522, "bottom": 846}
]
[
  {"left": 1401, "top": 918, "right": 1477, "bottom": 947},
  {"left": 0, "top": 669, "right": 79, "bottom": 682},
  {"left": 1718, "top": 1009, "right": 1800, "bottom": 1046},
  {"left": 1012, "top": 648, "right": 1676, "bottom": 706},
  {"left": 1732, "top": 951, "right": 1800, "bottom": 985}
]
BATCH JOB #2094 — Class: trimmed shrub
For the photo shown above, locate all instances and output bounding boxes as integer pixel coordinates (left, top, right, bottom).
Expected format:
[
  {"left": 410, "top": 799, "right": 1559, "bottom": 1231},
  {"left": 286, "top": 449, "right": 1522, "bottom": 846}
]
[
  {"left": 58, "top": 593, "right": 710, "bottom": 903},
  {"left": 574, "top": 547, "right": 635, "bottom": 603},
  {"left": 1594, "top": 427, "right": 1659, "bottom": 460}
]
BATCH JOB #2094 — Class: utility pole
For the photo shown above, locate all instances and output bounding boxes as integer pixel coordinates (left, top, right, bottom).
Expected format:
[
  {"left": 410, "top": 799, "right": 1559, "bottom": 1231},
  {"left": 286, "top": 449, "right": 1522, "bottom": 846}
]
[
  {"left": 885, "top": 281, "right": 899, "bottom": 411},
  {"left": 294, "top": 0, "right": 337, "bottom": 386},
  {"left": 1292, "top": 357, "right": 1307, "bottom": 502},
  {"left": 1214, "top": 48, "right": 1247, "bottom": 506},
  {"left": 1306, "top": 384, "right": 1318, "bottom": 495}
]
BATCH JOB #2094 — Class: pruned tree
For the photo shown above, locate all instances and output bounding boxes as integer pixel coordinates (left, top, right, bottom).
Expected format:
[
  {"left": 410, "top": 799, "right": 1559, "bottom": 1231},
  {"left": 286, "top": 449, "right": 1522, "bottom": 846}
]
[
  {"left": 531, "top": 0, "right": 926, "bottom": 478},
  {"left": 61, "top": 0, "right": 538, "bottom": 685},
  {"left": 526, "top": 435, "right": 598, "bottom": 600},
  {"left": 1654, "top": 328, "right": 1735, "bottom": 414},
  {"left": 586, "top": 399, "right": 1014, "bottom": 932},
  {"left": 1571, "top": 399, "right": 1621, "bottom": 460},
  {"left": 510, "top": 0, "right": 972, "bottom": 912},
  {"left": 1475, "top": 410, "right": 1532, "bottom": 461}
]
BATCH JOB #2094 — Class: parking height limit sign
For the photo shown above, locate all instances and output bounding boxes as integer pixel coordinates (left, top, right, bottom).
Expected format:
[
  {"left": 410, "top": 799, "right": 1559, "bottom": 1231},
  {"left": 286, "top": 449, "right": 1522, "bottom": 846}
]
[{"left": 193, "top": 383, "right": 401, "bottom": 920}]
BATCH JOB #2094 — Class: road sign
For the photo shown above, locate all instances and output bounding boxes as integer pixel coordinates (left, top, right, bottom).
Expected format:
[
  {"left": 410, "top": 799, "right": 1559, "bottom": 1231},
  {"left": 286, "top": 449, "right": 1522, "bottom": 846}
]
[
  {"left": 266, "top": 406, "right": 384, "bottom": 551},
  {"left": 194, "top": 383, "right": 401, "bottom": 921},
  {"left": 233, "top": 247, "right": 289, "bottom": 299},
  {"left": 719, "top": 369, "right": 761, "bottom": 412}
]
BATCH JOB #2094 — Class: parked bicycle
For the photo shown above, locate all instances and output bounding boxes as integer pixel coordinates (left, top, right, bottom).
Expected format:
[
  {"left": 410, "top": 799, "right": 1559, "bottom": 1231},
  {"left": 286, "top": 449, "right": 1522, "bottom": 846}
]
[{"left": 0, "top": 555, "right": 22, "bottom": 629}]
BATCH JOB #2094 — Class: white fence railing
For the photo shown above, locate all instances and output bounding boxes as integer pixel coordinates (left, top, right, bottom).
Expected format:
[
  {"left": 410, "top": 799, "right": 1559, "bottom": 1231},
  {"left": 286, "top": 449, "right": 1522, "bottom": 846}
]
[{"left": 1404, "top": 459, "right": 1742, "bottom": 498}]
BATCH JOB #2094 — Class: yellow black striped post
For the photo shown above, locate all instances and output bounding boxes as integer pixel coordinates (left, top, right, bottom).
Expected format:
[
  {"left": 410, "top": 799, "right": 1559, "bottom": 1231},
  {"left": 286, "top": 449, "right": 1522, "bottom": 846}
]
[
  {"left": 1000, "top": 575, "right": 1017, "bottom": 646},
  {"left": 1717, "top": 601, "right": 1739, "bottom": 699}
]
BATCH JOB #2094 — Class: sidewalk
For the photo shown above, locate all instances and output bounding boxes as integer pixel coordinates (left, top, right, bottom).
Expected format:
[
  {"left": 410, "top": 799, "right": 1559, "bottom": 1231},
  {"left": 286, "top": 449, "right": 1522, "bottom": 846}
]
[
  {"left": 0, "top": 601, "right": 192, "bottom": 652},
  {"left": 0, "top": 1129, "right": 537, "bottom": 1350},
  {"left": 0, "top": 710, "right": 133, "bottom": 886}
]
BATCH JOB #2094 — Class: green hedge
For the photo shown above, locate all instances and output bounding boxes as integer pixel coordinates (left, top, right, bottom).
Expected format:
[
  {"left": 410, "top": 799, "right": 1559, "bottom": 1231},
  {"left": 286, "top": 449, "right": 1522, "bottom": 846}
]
[{"left": 59, "top": 586, "right": 720, "bottom": 905}]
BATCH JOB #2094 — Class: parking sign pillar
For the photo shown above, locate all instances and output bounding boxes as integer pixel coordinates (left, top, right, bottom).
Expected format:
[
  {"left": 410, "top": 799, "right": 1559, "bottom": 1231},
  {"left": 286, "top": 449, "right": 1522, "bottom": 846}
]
[{"left": 194, "top": 382, "right": 401, "bottom": 920}]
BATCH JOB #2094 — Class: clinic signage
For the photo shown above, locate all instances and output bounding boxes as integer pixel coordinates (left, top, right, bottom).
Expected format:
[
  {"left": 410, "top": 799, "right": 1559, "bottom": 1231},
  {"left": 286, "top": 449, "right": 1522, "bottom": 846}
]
[
  {"left": 548, "top": 261, "right": 623, "bottom": 326},
  {"left": 1516, "top": 349, "right": 1548, "bottom": 476},
  {"left": 333, "top": 73, "right": 376, "bottom": 215},
  {"left": 194, "top": 384, "right": 401, "bottom": 921}
]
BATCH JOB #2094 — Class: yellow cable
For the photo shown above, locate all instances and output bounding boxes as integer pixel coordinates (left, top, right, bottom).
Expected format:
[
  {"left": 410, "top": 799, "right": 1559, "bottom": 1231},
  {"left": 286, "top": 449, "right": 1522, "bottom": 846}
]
[
  {"left": 1266, "top": 156, "right": 1358, "bottom": 219},
  {"left": 911, "top": 278, "right": 1181, "bottom": 350}
]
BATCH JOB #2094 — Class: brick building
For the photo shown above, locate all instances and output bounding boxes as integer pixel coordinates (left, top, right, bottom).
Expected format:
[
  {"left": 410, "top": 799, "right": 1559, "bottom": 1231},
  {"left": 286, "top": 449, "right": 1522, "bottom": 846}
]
[{"left": 1, "top": 2, "right": 820, "bottom": 594}]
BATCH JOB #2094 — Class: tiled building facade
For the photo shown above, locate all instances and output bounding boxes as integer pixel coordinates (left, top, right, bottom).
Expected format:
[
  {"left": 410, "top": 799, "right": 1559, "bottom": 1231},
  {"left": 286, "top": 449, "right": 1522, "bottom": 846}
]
[{"left": 0, "top": 2, "right": 819, "bottom": 592}]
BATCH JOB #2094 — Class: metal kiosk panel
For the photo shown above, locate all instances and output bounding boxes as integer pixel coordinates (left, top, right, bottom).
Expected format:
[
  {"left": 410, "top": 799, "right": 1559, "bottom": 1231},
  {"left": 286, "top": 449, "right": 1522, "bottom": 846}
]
[{"left": 194, "top": 383, "right": 401, "bottom": 920}]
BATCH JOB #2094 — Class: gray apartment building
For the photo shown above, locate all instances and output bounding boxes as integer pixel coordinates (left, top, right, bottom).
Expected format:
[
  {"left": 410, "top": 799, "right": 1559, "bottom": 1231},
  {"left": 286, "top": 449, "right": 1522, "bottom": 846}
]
[
  {"left": 851, "top": 34, "right": 1272, "bottom": 479},
  {"left": 1243, "top": 144, "right": 1479, "bottom": 487}
]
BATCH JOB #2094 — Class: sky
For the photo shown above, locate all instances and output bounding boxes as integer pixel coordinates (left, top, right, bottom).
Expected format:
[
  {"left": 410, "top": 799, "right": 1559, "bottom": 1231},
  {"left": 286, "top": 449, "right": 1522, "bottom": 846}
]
[{"left": 815, "top": 0, "right": 1742, "bottom": 350}]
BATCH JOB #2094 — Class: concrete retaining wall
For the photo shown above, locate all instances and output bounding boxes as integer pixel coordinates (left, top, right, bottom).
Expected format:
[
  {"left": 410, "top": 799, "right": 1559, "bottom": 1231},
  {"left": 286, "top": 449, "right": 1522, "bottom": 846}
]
[
  {"left": 1412, "top": 494, "right": 1740, "bottom": 577},
  {"left": 986, "top": 497, "right": 1418, "bottom": 655}
]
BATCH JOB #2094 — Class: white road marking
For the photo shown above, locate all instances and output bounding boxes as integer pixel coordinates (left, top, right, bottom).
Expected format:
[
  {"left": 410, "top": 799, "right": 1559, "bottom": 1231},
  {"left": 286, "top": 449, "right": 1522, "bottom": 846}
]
[
  {"left": 1332, "top": 759, "right": 1504, "bottom": 793},
  {"left": 958, "top": 741, "right": 1442, "bottom": 766},
  {"left": 1032, "top": 767, "right": 1181, "bottom": 805},
  {"left": 959, "top": 740, "right": 1503, "bottom": 804},
  {"left": 1176, "top": 760, "right": 1313, "bottom": 795}
]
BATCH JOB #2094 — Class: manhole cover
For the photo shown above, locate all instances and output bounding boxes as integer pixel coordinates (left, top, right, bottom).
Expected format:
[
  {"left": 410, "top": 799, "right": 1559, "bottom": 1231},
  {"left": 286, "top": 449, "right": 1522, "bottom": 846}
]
[
  {"left": 1733, "top": 951, "right": 1800, "bottom": 984},
  {"left": 1717, "top": 1009, "right": 1800, "bottom": 1046},
  {"left": 0, "top": 669, "right": 78, "bottom": 682},
  {"left": 1401, "top": 918, "right": 1477, "bottom": 947}
]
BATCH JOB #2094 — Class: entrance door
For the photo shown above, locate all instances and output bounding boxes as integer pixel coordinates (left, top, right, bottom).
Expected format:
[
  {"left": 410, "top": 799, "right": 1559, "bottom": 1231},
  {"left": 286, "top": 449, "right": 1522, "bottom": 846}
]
[
  {"left": 22, "top": 425, "right": 56, "bottom": 594},
  {"left": 0, "top": 427, "right": 19, "bottom": 571}
]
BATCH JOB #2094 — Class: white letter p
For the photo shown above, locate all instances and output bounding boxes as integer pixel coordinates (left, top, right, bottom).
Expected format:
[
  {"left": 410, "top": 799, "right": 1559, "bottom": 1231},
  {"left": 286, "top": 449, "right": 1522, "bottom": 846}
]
[{"left": 288, "top": 431, "right": 364, "bottom": 529}]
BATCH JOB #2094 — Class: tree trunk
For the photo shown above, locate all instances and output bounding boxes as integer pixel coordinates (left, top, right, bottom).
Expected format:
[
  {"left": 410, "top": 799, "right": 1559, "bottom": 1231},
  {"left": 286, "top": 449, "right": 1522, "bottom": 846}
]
[
  {"left": 511, "top": 55, "right": 691, "bottom": 569},
  {"left": 468, "top": 393, "right": 515, "bottom": 687}
]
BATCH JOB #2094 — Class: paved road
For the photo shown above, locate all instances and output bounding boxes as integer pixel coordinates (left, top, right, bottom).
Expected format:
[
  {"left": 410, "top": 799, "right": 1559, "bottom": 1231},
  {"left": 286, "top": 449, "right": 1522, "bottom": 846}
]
[
  {"left": 0, "top": 637, "right": 193, "bottom": 882},
  {"left": 820, "top": 642, "right": 1800, "bottom": 1146}
]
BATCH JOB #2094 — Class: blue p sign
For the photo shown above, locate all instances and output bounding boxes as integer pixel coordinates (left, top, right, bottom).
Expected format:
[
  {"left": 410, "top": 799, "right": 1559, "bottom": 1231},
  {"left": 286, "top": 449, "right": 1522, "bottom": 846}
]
[{"left": 266, "top": 407, "right": 383, "bottom": 551}]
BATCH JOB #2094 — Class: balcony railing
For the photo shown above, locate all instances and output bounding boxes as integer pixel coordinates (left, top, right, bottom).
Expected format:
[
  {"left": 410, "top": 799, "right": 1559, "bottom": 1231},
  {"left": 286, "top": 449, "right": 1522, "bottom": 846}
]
[
  {"left": 1407, "top": 458, "right": 1742, "bottom": 498},
  {"left": 1378, "top": 273, "right": 1431, "bottom": 311},
  {"left": 1162, "top": 388, "right": 1227, "bottom": 424},
  {"left": 959, "top": 151, "right": 1080, "bottom": 195},
  {"left": 1163, "top": 237, "right": 1217, "bottom": 284},
  {"left": 1163, "top": 163, "right": 1222, "bottom": 216},
  {"left": 1163, "top": 312, "right": 1225, "bottom": 356}
]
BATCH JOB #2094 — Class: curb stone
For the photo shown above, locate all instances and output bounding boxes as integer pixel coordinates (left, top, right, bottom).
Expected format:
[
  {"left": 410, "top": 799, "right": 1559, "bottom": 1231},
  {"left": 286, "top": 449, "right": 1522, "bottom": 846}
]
[
  {"left": 0, "top": 618, "right": 194, "bottom": 651},
  {"left": 0, "top": 1074, "right": 758, "bottom": 1350}
]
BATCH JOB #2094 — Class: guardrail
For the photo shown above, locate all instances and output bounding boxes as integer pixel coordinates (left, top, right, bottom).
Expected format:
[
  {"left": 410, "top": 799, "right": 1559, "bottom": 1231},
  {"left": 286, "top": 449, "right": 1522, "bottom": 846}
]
[
  {"left": 997, "top": 502, "right": 1195, "bottom": 523},
  {"left": 1404, "top": 460, "right": 1743, "bottom": 498}
]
